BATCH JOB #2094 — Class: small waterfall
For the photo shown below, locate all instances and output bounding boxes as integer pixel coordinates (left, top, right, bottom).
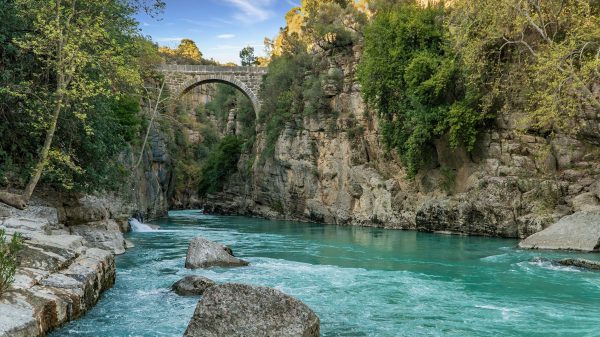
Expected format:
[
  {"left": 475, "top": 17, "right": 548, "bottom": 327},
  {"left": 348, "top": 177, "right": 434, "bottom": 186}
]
[{"left": 129, "top": 218, "right": 156, "bottom": 232}]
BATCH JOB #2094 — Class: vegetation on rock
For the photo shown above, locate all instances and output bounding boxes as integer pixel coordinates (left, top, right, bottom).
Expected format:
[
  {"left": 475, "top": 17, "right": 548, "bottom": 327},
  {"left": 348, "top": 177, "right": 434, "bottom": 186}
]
[
  {"left": 358, "top": 1, "right": 487, "bottom": 176},
  {"left": 197, "top": 135, "right": 243, "bottom": 196},
  {"left": 0, "top": 229, "right": 23, "bottom": 295}
]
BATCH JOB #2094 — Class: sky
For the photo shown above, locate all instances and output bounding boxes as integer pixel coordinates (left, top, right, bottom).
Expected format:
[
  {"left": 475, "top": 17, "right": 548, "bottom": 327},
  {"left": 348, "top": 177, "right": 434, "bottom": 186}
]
[{"left": 135, "top": 0, "right": 300, "bottom": 65}]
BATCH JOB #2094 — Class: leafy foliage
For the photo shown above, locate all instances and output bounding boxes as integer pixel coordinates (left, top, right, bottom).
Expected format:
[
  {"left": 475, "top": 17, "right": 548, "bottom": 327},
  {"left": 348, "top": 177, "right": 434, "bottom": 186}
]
[
  {"left": 449, "top": 0, "right": 600, "bottom": 134},
  {"left": 158, "top": 38, "right": 215, "bottom": 65},
  {"left": 0, "top": 229, "right": 23, "bottom": 295},
  {"left": 358, "top": 1, "right": 486, "bottom": 176},
  {"left": 197, "top": 136, "right": 243, "bottom": 196},
  {"left": 239, "top": 46, "right": 257, "bottom": 66},
  {"left": 0, "top": 0, "right": 155, "bottom": 194}
]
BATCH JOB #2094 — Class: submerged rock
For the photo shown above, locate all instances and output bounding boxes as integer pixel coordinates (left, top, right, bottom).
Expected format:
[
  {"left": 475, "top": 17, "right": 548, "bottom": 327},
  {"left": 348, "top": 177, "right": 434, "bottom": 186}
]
[
  {"left": 185, "top": 237, "right": 248, "bottom": 269},
  {"left": 172, "top": 275, "right": 216, "bottom": 296},
  {"left": 557, "top": 258, "right": 600, "bottom": 271},
  {"left": 519, "top": 211, "right": 600, "bottom": 252},
  {"left": 183, "top": 283, "right": 320, "bottom": 337}
]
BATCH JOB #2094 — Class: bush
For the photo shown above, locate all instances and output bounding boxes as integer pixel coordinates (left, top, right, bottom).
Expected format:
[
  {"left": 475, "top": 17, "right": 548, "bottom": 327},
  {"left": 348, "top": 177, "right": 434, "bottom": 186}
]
[
  {"left": 0, "top": 229, "right": 23, "bottom": 295},
  {"left": 197, "top": 136, "right": 243, "bottom": 196},
  {"left": 358, "top": 2, "right": 487, "bottom": 177}
]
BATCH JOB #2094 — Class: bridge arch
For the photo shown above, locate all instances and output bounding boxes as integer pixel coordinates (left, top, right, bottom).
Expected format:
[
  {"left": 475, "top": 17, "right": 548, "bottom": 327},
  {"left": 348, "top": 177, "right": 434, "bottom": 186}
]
[
  {"left": 173, "top": 75, "right": 261, "bottom": 116},
  {"left": 160, "top": 65, "right": 267, "bottom": 117}
]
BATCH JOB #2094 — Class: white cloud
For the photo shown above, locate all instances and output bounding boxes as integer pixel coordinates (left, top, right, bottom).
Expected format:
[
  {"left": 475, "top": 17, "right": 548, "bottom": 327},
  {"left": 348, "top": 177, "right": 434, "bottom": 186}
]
[
  {"left": 217, "top": 34, "right": 236, "bottom": 39},
  {"left": 222, "top": 0, "right": 274, "bottom": 23}
]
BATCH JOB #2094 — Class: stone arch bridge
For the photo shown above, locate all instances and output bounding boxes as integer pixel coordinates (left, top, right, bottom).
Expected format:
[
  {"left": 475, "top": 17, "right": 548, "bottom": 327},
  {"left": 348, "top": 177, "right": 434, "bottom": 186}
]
[{"left": 159, "top": 64, "right": 268, "bottom": 115}]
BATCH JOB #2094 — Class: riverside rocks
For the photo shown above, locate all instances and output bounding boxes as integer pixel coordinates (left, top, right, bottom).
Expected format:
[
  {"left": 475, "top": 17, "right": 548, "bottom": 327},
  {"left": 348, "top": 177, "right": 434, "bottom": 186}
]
[
  {"left": 519, "top": 211, "right": 600, "bottom": 252},
  {"left": 558, "top": 258, "right": 600, "bottom": 271},
  {"left": 0, "top": 200, "right": 122, "bottom": 337},
  {"left": 172, "top": 275, "right": 216, "bottom": 296},
  {"left": 185, "top": 237, "right": 248, "bottom": 269},
  {"left": 183, "top": 283, "right": 320, "bottom": 337}
]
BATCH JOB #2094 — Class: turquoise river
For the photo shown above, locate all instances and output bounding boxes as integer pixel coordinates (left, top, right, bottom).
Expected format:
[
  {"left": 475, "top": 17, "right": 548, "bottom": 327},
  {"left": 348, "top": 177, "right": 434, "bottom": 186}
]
[{"left": 52, "top": 210, "right": 600, "bottom": 337}]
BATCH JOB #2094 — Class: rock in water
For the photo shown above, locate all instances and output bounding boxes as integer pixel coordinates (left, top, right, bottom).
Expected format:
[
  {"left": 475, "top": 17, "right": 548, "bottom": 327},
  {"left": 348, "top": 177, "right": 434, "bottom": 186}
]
[
  {"left": 172, "top": 275, "right": 216, "bottom": 296},
  {"left": 183, "top": 283, "right": 320, "bottom": 337},
  {"left": 185, "top": 237, "right": 249, "bottom": 269},
  {"left": 558, "top": 258, "right": 600, "bottom": 271},
  {"left": 519, "top": 211, "right": 600, "bottom": 252}
]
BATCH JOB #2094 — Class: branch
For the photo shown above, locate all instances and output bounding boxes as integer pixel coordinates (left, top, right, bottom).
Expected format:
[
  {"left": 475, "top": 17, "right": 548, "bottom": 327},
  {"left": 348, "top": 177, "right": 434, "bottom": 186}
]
[
  {"left": 135, "top": 80, "right": 165, "bottom": 168},
  {"left": 500, "top": 33, "right": 537, "bottom": 58},
  {"left": 516, "top": 1, "right": 551, "bottom": 44}
]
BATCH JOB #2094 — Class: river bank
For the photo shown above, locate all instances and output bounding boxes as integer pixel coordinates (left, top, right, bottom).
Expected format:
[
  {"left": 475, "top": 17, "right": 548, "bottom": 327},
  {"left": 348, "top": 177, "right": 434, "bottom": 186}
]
[
  {"left": 0, "top": 195, "right": 133, "bottom": 337},
  {"left": 52, "top": 211, "right": 600, "bottom": 337}
]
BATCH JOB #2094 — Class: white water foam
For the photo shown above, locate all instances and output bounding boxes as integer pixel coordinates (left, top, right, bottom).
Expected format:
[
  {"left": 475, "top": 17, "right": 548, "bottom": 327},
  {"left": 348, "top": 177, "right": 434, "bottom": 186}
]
[
  {"left": 475, "top": 304, "right": 519, "bottom": 320},
  {"left": 129, "top": 218, "right": 157, "bottom": 232},
  {"left": 519, "top": 259, "right": 581, "bottom": 273}
]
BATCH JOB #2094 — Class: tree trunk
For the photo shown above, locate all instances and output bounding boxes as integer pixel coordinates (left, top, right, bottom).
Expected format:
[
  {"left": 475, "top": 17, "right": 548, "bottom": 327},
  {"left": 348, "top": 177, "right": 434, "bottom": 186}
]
[
  {"left": 136, "top": 81, "right": 165, "bottom": 168},
  {"left": 22, "top": 97, "right": 63, "bottom": 202},
  {"left": 0, "top": 97, "right": 63, "bottom": 210},
  {"left": 0, "top": 0, "right": 65, "bottom": 210},
  {"left": 0, "top": 192, "right": 27, "bottom": 210}
]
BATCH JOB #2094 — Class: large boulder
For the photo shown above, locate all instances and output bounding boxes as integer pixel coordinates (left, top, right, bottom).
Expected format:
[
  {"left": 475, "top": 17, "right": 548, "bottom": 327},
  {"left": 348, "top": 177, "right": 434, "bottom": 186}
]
[
  {"left": 519, "top": 211, "right": 600, "bottom": 251},
  {"left": 172, "top": 275, "right": 216, "bottom": 296},
  {"left": 185, "top": 237, "right": 248, "bottom": 269},
  {"left": 183, "top": 283, "right": 320, "bottom": 337}
]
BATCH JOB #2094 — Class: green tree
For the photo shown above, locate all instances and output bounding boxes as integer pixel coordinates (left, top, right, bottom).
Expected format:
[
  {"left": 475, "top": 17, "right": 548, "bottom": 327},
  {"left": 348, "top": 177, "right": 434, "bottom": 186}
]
[
  {"left": 358, "top": 1, "right": 485, "bottom": 176},
  {"left": 197, "top": 135, "right": 243, "bottom": 195},
  {"left": 0, "top": 0, "right": 144, "bottom": 209},
  {"left": 450, "top": 0, "right": 600, "bottom": 133},
  {"left": 239, "top": 46, "right": 257, "bottom": 66}
]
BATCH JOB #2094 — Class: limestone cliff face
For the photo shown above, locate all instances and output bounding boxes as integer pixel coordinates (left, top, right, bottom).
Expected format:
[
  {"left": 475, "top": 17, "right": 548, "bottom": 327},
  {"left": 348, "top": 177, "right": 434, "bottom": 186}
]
[
  {"left": 202, "top": 52, "right": 600, "bottom": 239},
  {"left": 120, "top": 127, "right": 173, "bottom": 221}
]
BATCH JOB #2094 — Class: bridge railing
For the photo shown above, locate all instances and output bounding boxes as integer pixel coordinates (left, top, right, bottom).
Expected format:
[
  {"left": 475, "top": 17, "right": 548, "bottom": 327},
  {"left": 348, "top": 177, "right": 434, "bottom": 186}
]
[{"left": 158, "top": 64, "right": 268, "bottom": 73}]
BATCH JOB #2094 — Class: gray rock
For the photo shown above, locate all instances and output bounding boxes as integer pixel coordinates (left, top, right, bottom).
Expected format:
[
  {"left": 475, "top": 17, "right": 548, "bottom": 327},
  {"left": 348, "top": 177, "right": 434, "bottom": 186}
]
[
  {"left": 185, "top": 237, "right": 248, "bottom": 269},
  {"left": 69, "top": 220, "right": 126, "bottom": 255},
  {"left": 519, "top": 211, "right": 600, "bottom": 251},
  {"left": 183, "top": 283, "right": 320, "bottom": 337},
  {"left": 172, "top": 275, "right": 216, "bottom": 296},
  {"left": 570, "top": 192, "right": 600, "bottom": 212},
  {"left": 557, "top": 258, "right": 600, "bottom": 271}
]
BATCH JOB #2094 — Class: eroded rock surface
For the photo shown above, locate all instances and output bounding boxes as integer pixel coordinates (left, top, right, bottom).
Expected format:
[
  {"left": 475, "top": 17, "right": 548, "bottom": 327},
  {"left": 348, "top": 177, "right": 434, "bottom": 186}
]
[
  {"left": 172, "top": 275, "right": 216, "bottom": 296},
  {"left": 185, "top": 237, "right": 248, "bottom": 269},
  {"left": 183, "top": 283, "right": 320, "bottom": 337},
  {"left": 199, "top": 47, "right": 600, "bottom": 240},
  {"left": 0, "top": 201, "right": 120, "bottom": 337},
  {"left": 519, "top": 211, "right": 600, "bottom": 251}
]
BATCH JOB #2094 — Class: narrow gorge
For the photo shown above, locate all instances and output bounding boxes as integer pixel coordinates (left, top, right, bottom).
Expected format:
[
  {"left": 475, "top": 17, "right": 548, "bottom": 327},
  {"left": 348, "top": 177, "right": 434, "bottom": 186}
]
[{"left": 1, "top": 0, "right": 600, "bottom": 336}]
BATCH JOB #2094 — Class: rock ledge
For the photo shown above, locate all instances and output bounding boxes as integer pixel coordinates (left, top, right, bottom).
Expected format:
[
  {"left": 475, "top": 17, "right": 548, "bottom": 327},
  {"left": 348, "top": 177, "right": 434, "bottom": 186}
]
[{"left": 519, "top": 211, "right": 600, "bottom": 252}]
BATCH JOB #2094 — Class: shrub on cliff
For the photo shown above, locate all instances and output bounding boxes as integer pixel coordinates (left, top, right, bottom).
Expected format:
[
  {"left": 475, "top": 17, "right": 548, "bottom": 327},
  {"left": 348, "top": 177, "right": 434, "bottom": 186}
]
[
  {"left": 198, "top": 136, "right": 243, "bottom": 196},
  {"left": 358, "top": 1, "right": 488, "bottom": 177},
  {"left": 449, "top": 0, "right": 600, "bottom": 135},
  {"left": 0, "top": 229, "right": 23, "bottom": 295}
]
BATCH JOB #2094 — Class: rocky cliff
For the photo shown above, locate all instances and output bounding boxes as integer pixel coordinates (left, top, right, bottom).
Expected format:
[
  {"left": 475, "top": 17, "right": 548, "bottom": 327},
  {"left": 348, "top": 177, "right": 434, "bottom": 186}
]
[
  {"left": 0, "top": 198, "right": 122, "bottom": 337},
  {"left": 121, "top": 127, "right": 174, "bottom": 221},
  {"left": 203, "top": 49, "right": 600, "bottom": 239}
]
